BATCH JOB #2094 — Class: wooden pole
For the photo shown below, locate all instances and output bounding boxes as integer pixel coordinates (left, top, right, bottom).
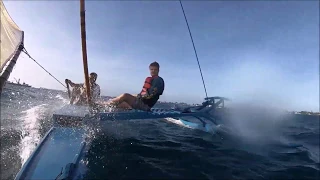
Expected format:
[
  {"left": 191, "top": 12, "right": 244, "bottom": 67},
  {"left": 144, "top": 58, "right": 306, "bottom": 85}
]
[
  {"left": 0, "top": 41, "right": 24, "bottom": 94},
  {"left": 80, "top": 0, "right": 91, "bottom": 105}
]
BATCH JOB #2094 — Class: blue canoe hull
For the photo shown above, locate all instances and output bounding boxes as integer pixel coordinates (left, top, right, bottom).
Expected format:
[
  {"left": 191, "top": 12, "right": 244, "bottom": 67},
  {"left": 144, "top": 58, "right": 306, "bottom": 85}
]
[
  {"left": 15, "top": 102, "right": 220, "bottom": 180},
  {"left": 15, "top": 127, "right": 86, "bottom": 180}
]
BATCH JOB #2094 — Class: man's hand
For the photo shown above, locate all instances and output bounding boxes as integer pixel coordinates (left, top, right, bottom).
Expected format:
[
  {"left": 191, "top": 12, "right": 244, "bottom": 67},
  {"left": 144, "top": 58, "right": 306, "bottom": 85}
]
[
  {"left": 65, "top": 79, "right": 79, "bottom": 87},
  {"left": 65, "top": 79, "right": 73, "bottom": 85}
]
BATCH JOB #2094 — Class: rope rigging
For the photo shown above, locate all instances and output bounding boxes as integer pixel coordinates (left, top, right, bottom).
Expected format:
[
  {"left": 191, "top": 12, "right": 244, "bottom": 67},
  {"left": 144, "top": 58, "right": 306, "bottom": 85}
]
[
  {"left": 21, "top": 47, "right": 67, "bottom": 89},
  {"left": 179, "top": 0, "right": 208, "bottom": 99}
]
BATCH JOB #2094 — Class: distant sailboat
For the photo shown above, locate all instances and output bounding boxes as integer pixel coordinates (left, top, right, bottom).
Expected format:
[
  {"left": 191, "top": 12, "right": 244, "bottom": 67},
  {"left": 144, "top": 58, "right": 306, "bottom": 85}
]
[{"left": 6, "top": 78, "right": 31, "bottom": 88}]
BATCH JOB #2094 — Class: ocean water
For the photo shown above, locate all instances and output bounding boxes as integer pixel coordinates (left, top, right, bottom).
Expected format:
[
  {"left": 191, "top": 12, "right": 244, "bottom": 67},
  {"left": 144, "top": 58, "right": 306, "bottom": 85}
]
[{"left": 0, "top": 85, "right": 319, "bottom": 180}]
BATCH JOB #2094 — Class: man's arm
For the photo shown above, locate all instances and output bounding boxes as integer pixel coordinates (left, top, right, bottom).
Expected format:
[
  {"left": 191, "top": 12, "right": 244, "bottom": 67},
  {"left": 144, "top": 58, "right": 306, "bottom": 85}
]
[
  {"left": 141, "top": 78, "right": 164, "bottom": 100},
  {"left": 66, "top": 79, "right": 82, "bottom": 87}
]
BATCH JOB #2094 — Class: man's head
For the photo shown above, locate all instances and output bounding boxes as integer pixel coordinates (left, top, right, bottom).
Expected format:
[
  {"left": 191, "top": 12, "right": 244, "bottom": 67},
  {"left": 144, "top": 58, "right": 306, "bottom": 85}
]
[
  {"left": 149, "top": 61, "right": 160, "bottom": 77},
  {"left": 90, "top": 72, "right": 97, "bottom": 83}
]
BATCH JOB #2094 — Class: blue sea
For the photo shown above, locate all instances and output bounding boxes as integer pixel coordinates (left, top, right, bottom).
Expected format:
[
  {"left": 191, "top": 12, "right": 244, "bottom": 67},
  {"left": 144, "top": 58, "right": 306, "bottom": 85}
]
[{"left": 1, "top": 85, "right": 319, "bottom": 180}]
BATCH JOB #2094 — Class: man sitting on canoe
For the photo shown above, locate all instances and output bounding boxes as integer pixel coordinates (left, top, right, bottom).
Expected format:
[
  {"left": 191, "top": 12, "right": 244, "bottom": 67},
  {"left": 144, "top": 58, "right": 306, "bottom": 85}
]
[
  {"left": 65, "top": 72, "right": 101, "bottom": 105},
  {"left": 105, "top": 61, "right": 165, "bottom": 111}
]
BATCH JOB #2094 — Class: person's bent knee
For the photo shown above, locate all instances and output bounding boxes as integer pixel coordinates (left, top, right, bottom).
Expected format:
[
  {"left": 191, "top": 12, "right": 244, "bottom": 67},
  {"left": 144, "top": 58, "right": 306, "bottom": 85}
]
[
  {"left": 122, "top": 93, "right": 130, "bottom": 97},
  {"left": 118, "top": 93, "right": 130, "bottom": 101}
]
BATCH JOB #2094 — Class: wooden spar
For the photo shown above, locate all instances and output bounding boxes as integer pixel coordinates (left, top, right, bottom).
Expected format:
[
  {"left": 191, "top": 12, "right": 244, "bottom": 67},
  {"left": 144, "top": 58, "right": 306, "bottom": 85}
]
[
  {"left": 80, "top": 0, "right": 91, "bottom": 105},
  {"left": 0, "top": 33, "right": 24, "bottom": 94}
]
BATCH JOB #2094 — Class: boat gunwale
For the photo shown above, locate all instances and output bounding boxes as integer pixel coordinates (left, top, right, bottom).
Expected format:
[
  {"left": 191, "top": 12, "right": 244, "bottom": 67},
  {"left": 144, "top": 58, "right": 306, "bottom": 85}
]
[{"left": 14, "top": 127, "right": 56, "bottom": 180}]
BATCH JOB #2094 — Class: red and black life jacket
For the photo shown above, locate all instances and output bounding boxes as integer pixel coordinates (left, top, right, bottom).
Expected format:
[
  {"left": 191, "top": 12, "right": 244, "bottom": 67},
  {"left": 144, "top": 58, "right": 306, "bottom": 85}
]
[
  {"left": 140, "top": 76, "right": 164, "bottom": 107},
  {"left": 140, "top": 76, "right": 158, "bottom": 96}
]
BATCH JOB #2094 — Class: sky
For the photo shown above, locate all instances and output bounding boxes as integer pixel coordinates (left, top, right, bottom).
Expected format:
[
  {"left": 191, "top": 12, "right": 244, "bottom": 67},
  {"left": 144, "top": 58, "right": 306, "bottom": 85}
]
[{"left": 3, "top": 1, "right": 319, "bottom": 111}]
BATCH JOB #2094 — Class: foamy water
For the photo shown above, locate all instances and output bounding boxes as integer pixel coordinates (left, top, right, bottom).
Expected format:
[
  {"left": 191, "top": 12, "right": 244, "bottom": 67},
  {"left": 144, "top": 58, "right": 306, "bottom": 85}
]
[
  {"left": 164, "top": 117, "right": 218, "bottom": 134},
  {"left": 55, "top": 94, "right": 69, "bottom": 104},
  {"left": 17, "top": 94, "right": 69, "bottom": 165},
  {"left": 19, "top": 104, "right": 47, "bottom": 164}
]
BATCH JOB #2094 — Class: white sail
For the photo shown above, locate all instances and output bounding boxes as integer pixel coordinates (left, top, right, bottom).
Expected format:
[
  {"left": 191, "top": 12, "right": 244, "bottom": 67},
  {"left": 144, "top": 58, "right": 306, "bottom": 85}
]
[{"left": 0, "top": 0, "right": 23, "bottom": 73}]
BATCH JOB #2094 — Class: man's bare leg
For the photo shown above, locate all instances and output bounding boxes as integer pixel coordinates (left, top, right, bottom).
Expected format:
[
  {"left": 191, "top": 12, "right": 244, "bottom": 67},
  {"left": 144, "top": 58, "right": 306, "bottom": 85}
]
[
  {"left": 117, "top": 102, "right": 132, "bottom": 109},
  {"left": 108, "top": 93, "right": 137, "bottom": 107}
]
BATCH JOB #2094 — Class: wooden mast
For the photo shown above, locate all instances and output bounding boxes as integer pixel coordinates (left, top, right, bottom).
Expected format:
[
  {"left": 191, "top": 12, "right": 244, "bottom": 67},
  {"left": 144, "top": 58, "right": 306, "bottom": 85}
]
[{"left": 80, "top": 0, "right": 91, "bottom": 105}]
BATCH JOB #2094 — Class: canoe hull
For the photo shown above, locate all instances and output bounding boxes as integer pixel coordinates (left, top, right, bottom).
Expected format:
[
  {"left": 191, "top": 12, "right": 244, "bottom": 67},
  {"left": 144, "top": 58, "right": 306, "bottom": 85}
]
[
  {"left": 15, "top": 97, "right": 225, "bottom": 179},
  {"left": 15, "top": 127, "right": 86, "bottom": 180}
]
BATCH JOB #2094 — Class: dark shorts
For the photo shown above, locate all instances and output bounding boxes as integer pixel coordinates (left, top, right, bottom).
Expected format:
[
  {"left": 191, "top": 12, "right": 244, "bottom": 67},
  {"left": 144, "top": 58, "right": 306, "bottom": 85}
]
[{"left": 132, "top": 98, "right": 151, "bottom": 111}]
